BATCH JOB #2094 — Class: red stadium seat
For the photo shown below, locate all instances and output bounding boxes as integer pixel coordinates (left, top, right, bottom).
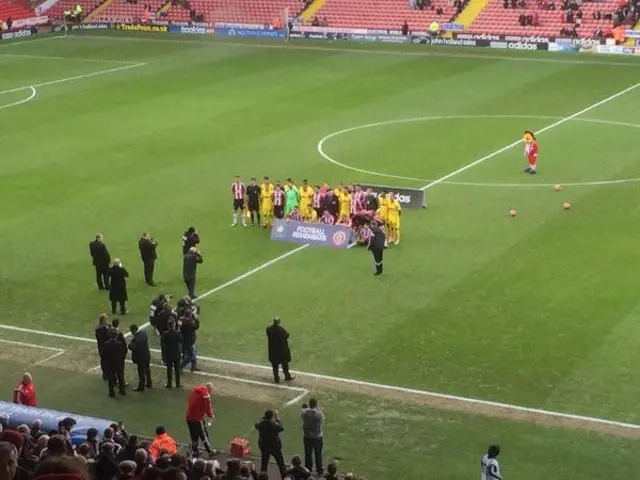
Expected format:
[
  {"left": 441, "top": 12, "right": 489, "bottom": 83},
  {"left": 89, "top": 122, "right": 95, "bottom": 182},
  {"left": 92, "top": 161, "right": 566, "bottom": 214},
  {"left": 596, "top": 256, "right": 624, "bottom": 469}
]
[{"left": 0, "top": 0, "right": 36, "bottom": 21}]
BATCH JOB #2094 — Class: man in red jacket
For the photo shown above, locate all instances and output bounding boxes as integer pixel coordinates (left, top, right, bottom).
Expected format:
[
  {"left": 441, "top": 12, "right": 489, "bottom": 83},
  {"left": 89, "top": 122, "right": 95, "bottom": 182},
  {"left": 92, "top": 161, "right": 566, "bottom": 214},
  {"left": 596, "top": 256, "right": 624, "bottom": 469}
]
[
  {"left": 186, "top": 383, "right": 218, "bottom": 457},
  {"left": 13, "top": 373, "right": 36, "bottom": 407}
]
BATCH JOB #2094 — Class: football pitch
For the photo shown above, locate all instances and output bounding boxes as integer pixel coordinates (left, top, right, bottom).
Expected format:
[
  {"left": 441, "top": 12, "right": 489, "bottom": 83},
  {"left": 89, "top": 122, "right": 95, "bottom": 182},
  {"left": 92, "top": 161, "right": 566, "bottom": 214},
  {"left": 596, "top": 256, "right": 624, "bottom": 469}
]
[{"left": 1, "top": 31, "right": 640, "bottom": 479}]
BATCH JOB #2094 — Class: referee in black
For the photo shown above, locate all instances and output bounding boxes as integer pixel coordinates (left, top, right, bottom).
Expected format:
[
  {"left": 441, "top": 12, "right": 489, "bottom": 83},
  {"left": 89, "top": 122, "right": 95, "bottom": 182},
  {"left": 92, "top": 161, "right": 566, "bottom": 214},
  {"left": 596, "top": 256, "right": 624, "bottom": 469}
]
[{"left": 368, "top": 220, "right": 386, "bottom": 276}]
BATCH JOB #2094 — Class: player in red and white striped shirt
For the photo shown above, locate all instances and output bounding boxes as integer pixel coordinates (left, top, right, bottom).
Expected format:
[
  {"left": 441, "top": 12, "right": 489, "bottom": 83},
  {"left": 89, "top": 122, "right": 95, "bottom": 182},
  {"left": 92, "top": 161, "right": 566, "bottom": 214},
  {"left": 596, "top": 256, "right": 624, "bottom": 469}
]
[
  {"left": 273, "top": 183, "right": 286, "bottom": 219},
  {"left": 288, "top": 206, "right": 302, "bottom": 222},
  {"left": 351, "top": 184, "right": 365, "bottom": 216},
  {"left": 231, "top": 176, "right": 246, "bottom": 227},
  {"left": 312, "top": 187, "right": 323, "bottom": 219},
  {"left": 320, "top": 210, "right": 335, "bottom": 225}
]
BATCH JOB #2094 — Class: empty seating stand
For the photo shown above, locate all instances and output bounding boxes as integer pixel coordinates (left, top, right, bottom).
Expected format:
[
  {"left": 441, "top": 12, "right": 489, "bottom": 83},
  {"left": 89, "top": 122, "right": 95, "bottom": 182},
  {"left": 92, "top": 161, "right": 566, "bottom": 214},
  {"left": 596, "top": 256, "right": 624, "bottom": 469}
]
[
  {"left": 315, "top": 0, "right": 458, "bottom": 31},
  {"left": 96, "top": 0, "right": 166, "bottom": 23},
  {"left": 468, "top": 0, "right": 620, "bottom": 37},
  {"left": 0, "top": 0, "right": 36, "bottom": 22},
  {"left": 164, "top": 0, "right": 304, "bottom": 25},
  {"left": 48, "top": 0, "right": 103, "bottom": 21}
]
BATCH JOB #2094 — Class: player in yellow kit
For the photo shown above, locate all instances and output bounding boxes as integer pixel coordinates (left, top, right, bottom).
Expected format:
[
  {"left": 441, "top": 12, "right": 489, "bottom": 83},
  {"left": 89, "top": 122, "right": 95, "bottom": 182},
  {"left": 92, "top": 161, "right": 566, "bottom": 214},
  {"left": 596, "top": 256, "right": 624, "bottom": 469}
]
[
  {"left": 299, "top": 179, "right": 314, "bottom": 221},
  {"left": 338, "top": 187, "right": 351, "bottom": 224},
  {"left": 386, "top": 193, "right": 402, "bottom": 245},
  {"left": 260, "top": 176, "right": 275, "bottom": 228},
  {"left": 305, "top": 204, "right": 318, "bottom": 222},
  {"left": 378, "top": 190, "right": 389, "bottom": 233}
]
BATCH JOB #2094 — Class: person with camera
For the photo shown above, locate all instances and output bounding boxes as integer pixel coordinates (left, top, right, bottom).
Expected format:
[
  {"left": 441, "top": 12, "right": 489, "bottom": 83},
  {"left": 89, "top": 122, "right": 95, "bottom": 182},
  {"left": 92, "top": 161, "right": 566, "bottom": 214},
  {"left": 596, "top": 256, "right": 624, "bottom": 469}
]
[
  {"left": 108, "top": 258, "right": 129, "bottom": 315},
  {"left": 183, "top": 247, "right": 203, "bottom": 299},
  {"left": 138, "top": 232, "right": 158, "bottom": 287},
  {"left": 149, "top": 293, "right": 169, "bottom": 336},
  {"left": 255, "top": 409, "right": 286, "bottom": 479},
  {"left": 178, "top": 297, "right": 200, "bottom": 373},
  {"left": 181, "top": 227, "right": 200, "bottom": 255}
]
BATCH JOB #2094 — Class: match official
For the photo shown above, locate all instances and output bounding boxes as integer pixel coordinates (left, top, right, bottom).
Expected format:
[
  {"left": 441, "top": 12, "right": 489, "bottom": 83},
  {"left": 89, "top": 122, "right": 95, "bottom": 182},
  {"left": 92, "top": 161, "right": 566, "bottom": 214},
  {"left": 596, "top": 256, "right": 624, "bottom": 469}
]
[
  {"left": 246, "top": 178, "right": 261, "bottom": 227},
  {"left": 138, "top": 232, "right": 158, "bottom": 286},
  {"left": 368, "top": 221, "right": 386, "bottom": 276},
  {"left": 183, "top": 247, "right": 203, "bottom": 299},
  {"left": 89, "top": 233, "right": 111, "bottom": 291}
]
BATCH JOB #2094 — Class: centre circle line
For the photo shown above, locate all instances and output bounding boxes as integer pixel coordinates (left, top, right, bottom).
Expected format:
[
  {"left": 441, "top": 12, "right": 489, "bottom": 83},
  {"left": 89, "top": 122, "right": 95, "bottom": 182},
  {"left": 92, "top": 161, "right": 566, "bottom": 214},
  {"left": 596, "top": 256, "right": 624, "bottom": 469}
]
[
  {"left": 316, "top": 115, "right": 640, "bottom": 188},
  {"left": 0, "top": 86, "right": 37, "bottom": 112}
]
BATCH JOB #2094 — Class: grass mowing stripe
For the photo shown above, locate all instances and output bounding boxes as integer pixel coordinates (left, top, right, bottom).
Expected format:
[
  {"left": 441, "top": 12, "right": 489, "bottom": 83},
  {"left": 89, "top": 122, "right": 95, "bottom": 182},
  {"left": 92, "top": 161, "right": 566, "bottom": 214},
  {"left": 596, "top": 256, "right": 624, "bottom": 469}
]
[
  {"left": 0, "top": 53, "right": 138, "bottom": 64},
  {"left": 69, "top": 34, "right": 640, "bottom": 68},
  {"left": 2, "top": 322, "right": 640, "bottom": 437},
  {"left": 419, "top": 81, "right": 640, "bottom": 191}
]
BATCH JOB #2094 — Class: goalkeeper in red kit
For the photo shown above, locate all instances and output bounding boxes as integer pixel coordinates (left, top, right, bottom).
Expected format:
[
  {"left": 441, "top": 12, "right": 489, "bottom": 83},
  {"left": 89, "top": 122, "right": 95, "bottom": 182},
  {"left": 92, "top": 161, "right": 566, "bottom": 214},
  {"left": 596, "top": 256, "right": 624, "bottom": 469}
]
[
  {"left": 186, "top": 382, "right": 219, "bottom": 457},
  {"left": 523, "top": 130, "right": 539, "bottom": 174}
]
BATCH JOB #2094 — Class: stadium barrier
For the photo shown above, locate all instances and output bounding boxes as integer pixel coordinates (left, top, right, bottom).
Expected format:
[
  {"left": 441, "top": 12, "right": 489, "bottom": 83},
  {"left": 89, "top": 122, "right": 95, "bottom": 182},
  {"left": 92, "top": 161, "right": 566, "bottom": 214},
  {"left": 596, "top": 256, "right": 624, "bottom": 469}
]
[
  {"left": 270, "top": 219, "right": 353, "bottom": 248},
  {"left": 0, "top": 401, "right": 115, "bottom": 447}
]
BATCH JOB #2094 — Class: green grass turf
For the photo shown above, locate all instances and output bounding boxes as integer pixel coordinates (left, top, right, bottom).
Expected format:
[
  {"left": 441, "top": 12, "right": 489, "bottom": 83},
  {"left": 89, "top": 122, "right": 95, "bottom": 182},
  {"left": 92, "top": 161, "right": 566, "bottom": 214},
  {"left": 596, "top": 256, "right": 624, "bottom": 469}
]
[{"left": 1, "top": 32, "right": 640, "bottom": 479}]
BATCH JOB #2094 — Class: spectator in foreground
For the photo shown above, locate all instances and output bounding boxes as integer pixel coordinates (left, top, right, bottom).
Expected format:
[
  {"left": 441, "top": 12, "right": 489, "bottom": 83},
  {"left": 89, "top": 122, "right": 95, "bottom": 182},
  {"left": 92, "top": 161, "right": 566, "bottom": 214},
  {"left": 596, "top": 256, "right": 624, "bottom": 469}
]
[
  {"left": 0, "top": 442, "right": 18, "bottom": 480},
  {"left": 255, "top": 409, "right": 286, "bottom": 478},
  {"left": 285, "top": 455, "right": 310, "bottom": 479},
  {"left": 13, "top": 373, "right": 37, "bottom": 407},
  {"left": 324, "top": 461, "right": 339, "bottom": 480}
]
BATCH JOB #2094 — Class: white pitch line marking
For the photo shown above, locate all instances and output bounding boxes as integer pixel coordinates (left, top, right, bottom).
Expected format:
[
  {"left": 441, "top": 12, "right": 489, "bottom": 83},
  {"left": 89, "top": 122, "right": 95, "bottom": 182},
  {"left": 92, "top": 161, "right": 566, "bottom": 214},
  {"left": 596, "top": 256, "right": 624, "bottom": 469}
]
[
  {"left": 285, "top": 389, "right": 309, "bottom": 407},
  {"left": 1, "top": 323, "right": 639, "bottom": 430},
  {"left": 69, "top": 34, "right": 640, "bottom": 68},
  {"left": 0, "top": 86, "right": 36, "bottom": 111},
  {"left": 0, "top": 62, "right": 147, "bottom": 96},
  {"left": 318, "top": 114, "right": 640, "bottom": 188},
  {"left": 0, "top": 338, "right": 64, "bottom": 352},
  {"left": 419, "top": 82, "right": 640, "bottom": 191},
  {"left": 0, "top": 53, "right": 138, "bottom": 65},
  {"left": 33, "top": 350, "right": 67, "bottom": 366},
  {"left": 0, "top": 34, "right": 66, "bottom": 49}
]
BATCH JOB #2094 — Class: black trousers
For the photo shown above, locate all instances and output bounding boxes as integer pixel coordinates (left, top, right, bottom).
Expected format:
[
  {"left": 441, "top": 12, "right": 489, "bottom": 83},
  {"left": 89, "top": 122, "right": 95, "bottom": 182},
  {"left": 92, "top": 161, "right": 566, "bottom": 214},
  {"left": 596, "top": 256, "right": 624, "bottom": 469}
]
[
  {"left": 95, "top": 266, "right": 109, "bottom": 290},
  {"left": 304, "top": 437, "right": 324, "bottom": 474},
  {"left": 271, "top": 361, "right": 292, "bottom": 383},
  {"left": 143, "top": 260, "right": 155, "bottom": 285},
  {"left": 136, "top": 361, "right": 152, "bottom": 390},
  {"left": 99, "top": 354, "right": 107, "bottom": 380},
  {"left": 187, "top": 420, "right": 213, "bottom": 455},
  {"left": 166, "top": 357, "right": 181, "bottom": 387},
  {"left": 260, "top": 446, "right": 286, "bottom": 479},
  {"left": 111, "top": 300, "right": 126, "bottom": 315},
  {"left": 371, "top": 247, "right": 383, "bottom": 274},
  {"left": 107, "top": 366, "right": 126, "bottom": 396},
  {"left": 184, "top": 277, "right": 196, "bottom": 299}
]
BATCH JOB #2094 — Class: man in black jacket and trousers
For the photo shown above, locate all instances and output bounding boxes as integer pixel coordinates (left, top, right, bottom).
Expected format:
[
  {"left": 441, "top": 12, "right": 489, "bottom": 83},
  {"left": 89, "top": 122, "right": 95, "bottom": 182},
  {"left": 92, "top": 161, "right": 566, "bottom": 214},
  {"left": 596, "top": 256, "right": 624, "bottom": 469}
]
[
  {"left": 181, "top": 227, "right": 200, "bottom": 255},
  {"left": 90, "top": 233, "right": 111, "bottom": 290},
  {"left": 368, "top": 221, "right": 386, "bottom": 276},
  {"left": 179, "top": 305, "right": 200, "bottom": 372},
  {"left": 255, "top": 409, "right": 286, "bottom": 479},
  {"left": 128, "top": 324, "right": 152, "bottom": 392},
  {"left": 104, "top": 329, "right": 127, "bottom": 397},
  {"left": 138, "top": 232, "right": 158, "bottom": 286},
  {"left": 108, "top": 259, "right": 129, "bottom": 315},
  {"left": 183, "top": 247, "right": 203, "bottom": 299},
  {"left": 162, "top": 319, "right": 182, "bottom": 388},
  {"left": 95, "top": 313, "right": 111, "bottom": 380},
  {"left": 266, "top": 317, "right": 294, "bottom": 384}
]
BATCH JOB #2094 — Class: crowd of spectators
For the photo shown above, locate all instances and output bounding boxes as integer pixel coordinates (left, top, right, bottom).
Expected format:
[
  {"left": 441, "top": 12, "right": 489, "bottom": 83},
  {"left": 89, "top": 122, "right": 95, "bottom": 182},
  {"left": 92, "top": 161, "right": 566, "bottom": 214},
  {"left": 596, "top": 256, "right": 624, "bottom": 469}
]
[{"left": 0, "top": 421, "right": 357, "bottom": 480}]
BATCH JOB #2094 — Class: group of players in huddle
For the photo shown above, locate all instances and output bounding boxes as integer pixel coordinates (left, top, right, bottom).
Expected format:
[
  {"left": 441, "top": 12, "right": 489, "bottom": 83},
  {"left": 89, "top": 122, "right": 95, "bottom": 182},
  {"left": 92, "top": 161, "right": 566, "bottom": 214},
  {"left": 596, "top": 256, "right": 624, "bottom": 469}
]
[{"left": 230, "top": 176, "right": 403, "bottom": 245}]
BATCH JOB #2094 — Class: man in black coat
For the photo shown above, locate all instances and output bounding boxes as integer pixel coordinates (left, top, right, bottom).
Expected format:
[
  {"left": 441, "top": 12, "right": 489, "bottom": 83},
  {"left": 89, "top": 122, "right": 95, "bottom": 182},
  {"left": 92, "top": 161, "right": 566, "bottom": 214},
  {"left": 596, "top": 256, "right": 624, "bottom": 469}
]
[
  {"left": 181, "top": 227, "right": 200, "bottom": 255},
  {"left": 128, "top": 324, "right": 152, "bottom": 392},
  {"left": 183, "top": 247, "right": 203, "bottom": 299},
  {"left": 95, "top": 313, "right": 111, "bottom": 381},
  {"left": 108, "top": 259, "right": 129, "bottom": 315},
  {"left": 179, "top": 306, "right": 200, "bottom": 372},
  {"left": 255, "top": 409, "right": 286, "bottom": 478},
  {"left": 111, "top": 317, "right": 128, "bottom": 388},
  {"left": 266, "top": 317, "right": 294, "bottom": 384},
  {"left": 322, "top": 191, "right": 339, "bottom": 220},
  {"left": 90, "top": 233, "right": 111, "bottom": 290},
  {"left": 368, "top": 221, "right": 386, "bottom": 276},
  {"left": 104, "top": 329, "right": 127, "bottom": 397},
  {"left": 138, "top": 232, "right": 158, "bottom": 286},
  {"left": 162, "top": 319, "right": 182, "bottom": 389}
]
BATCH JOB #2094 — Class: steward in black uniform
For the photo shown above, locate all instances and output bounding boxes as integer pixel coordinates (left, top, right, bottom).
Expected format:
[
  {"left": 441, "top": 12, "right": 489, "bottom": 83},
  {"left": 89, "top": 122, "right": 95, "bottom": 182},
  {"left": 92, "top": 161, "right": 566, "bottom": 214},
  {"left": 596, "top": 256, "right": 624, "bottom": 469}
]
[
  {"left": 246, "top": 178, "right": 261, "bottom": 227},
  {"left": 138, "top": 233, "right": 158, "bottom": 286},
  {"left": 104, "top": 329, "right": 127, "bottom": 397},
  {"left": 181, "top": 227, "right": 200, "bottom": 255},
  {"left": 183, "top": 248, "right": 203, "bottom": 299},
  {"left": 95, "top": 313, "right": 111, "bottom": 380},
  {"left": 162, "top": 319, "right": 183, "bottom": 388},
  {"left": 368, "top": 222, "right": 386, "bottom": 276},
  {"left": 266, "top": 317, "right": 293, "bottom": 384},
  {"left": 89, "top": 233, "right": 111, "bottom": 290}
]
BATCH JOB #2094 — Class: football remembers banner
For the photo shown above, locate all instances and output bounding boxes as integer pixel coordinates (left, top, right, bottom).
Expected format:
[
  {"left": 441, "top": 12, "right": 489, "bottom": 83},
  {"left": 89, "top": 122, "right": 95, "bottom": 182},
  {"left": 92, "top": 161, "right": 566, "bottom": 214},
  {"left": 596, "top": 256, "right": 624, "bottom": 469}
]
[
  {"left": 359, "top": 183, "right": 427, "bottom": 209},
  {"left": 270, "top": 219, "right": 353, "bottom": 248}
]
